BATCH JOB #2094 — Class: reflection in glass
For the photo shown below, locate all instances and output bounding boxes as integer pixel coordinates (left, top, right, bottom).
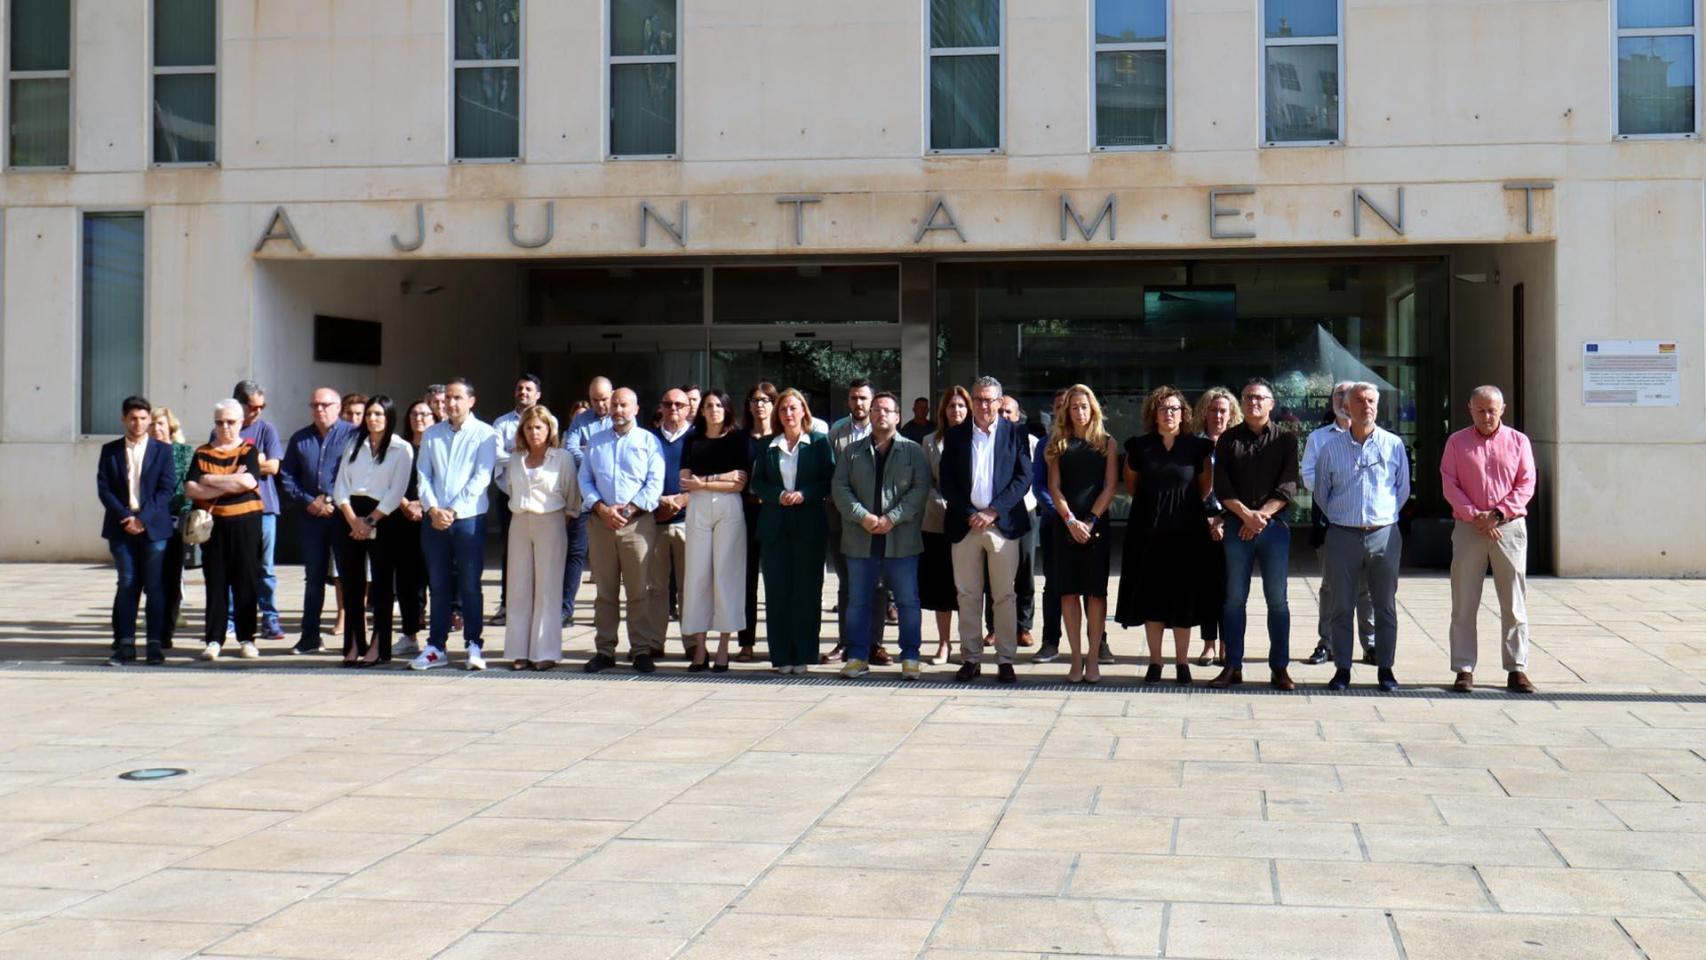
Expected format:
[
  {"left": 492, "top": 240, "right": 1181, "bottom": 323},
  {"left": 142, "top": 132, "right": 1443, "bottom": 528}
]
[
  {"left": 931, "top": 0, "right": 1000, "bottom": 48},
  {"left": 1618, "top": 0, "right": 1694, "bottom": 29},
  {"left": 455, "top": 0, "right": 521, "bottom": 60},
  {"left": 1096, "top": 50, "right": 1166, "bottom": 147},
  {"left": 931, "top": 55, "right": 1000, "bottom": 150},
  {"left": 155, "top": 0, "right": 216, "bottom": 67},
  {"left": 454, "top": 67, "right": 520, "bottom": 159},
  {"left": 611, "top": 0, "right": 677, "bottom": 56},
  {"left": 1265, "top": 44, "right": 1338, "bottom": 142},
  {"left": 10, "top": 0, "right": 71, "bottom": 71},
  {"left": 714, "top": 266, "right": 900, "bottom": 325},
  {"left": 82, "top": 214, "right": 146, "bottom": 436},
  {"left": 611, "top": 63, "right": 677, "bottom": 156},
  {"left": 1264, "top": 0, "right": 1337, "bottom": 38},
  {"left": 1619, "top": 36, "right": 1696, "bottom": 135},
  {"left": 714, "top": 343, "right": 902, "bottom": 427},
  {"left": 8, "top": 77, "right": 69, "bottom": 167},
  {"left": 529, "top": 268, "right": 704, "bottom": 326},
  {"left": 153, "top": 73, "right": 217, "bottom": 164},
  {"left": 1095, "top": 0, "right": 1165, "bottom": 43}
]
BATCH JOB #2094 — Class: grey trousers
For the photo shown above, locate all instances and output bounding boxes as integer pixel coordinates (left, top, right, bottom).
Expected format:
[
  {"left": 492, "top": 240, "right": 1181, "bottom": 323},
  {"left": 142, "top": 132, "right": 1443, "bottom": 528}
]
[
  {"left": 1316, "top": 545, "right": 1375, "bottom": 652},
  {"left": 1323, "top": 525, "right": 1401, "bottom": 670},
  {"left": 1448, "top": 518, "right": 1530, "bottom": 672}
]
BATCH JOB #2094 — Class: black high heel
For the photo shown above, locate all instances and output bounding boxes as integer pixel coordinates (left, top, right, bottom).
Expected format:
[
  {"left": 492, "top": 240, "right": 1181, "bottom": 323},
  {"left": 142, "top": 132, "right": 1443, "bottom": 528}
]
[
  {"left": 1144, "top": 663, "right": 1163, "bottom": 684},
  {"left": 1176, "top": 663, "right": 1192, "bottom": 685}
]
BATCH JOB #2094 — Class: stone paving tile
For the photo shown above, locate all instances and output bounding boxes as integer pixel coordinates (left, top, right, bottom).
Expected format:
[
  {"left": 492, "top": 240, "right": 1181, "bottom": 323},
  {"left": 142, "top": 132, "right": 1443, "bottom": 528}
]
[
  {"left": 436, "top": 931, "right": 685, "bottom": 960},
  {"left": 1392, "top": 912, "right": 1643, "bottom": 960},
  {"left": 0, "top": 885, "right": 95, "bottom": 932},
  {"left": 213, "top": 897, "right": 500, "bottom": 959},
  {"left": 1545, "top": 828, "right": 1706, "bottom": 870},
  {"left": 179, "top": 827, "right": 422, "bottom": 874},
  {"left": 931, "top": 895, "right": 1163, "bottom": 956},
  {"left": 1275, "top": 860, "right": 1492, "bottom": 911},
  {"left": 680, "top": 912, "right": 937, "bottom": 959},
  {"left": 1431, "top": 794, "right": 1628, "bottom": 829},
  {"left": 1069, "top": 852, "right": 1274, "bottom": 903},
  {"left": 64, "top": 867, "right": 335, "bottom": 924},
  {"left": 735, "top": 864, "right": 961, "bottom": 919},
  {"left": 1166, "top": 903, "right": 1397, "bottom": 959},
  {"left": 1479, "top": 865, "right": 1706, "bottom": 918},
  {"left": 560, "top": 839, "right": 787, "bottom": 885},
  {"left": 0, "top": 839, "right": 203, "bottom": 891},
  {"left": 1360, "top": 824, "right": 1563, "bottom": 866},
  {"left": 1174, "top": 817, "right": 1364, "bottom": 861},
  {"left": 485, "top": 878, "right": 744, "bottom": 938},
  {"left": 962, "top": 849, "right": 1077, "bottom": 897},
  {"left": 321, "top": 851, "right": 567, "bottom": 904},
  {"left": 1618, "top": 917, "right": 1706, "bottom": 960},
  {"left": 0, "top": 916, "right": 241, "bottom": 959},
  {"left": 1264, "top": 790, "right": 1443, "bottom": 824},
  {"left": 986, "top": 812, "right": 1174, "bottom": 855}
]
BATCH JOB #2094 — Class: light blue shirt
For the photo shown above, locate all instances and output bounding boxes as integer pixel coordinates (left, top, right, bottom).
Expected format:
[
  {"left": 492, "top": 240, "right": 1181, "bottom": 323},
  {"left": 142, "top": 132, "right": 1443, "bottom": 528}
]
[
  {"left": 564, "top": 409, "right": 612, "bottom": 468},
  {"left": 417, "top": 416, "right": 498, "bottom": 518},
  {"left": 1311, "top": 425, "right": 1411, "bottom": 528},
  {"left": 1300, "top": 421, "right": 1347, "bottom": 492},
  {"left": 578, "top": 425, "right": 664, "bottom": 513},
  {"left": 491, "top": 409, "right": 522, "bottom": 488}
]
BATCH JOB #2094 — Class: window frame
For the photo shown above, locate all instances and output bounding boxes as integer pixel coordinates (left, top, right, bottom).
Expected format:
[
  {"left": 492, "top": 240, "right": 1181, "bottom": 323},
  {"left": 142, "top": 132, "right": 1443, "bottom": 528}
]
[
  {"left": 924, "top": 0, "right": 1006, "bottom": 155},
  {"left": 148, "top": 0, "right": 219, "bottom": 168},
  {"left": 449, "top": 0, "right": 525, "bottom": 164},
  {"left": 605, "top": 0, "right": 683, "bottom": 161},
  {"left": 1612, "top": 0, "right": 1702, "bottom": 140},
  {"left": 1088, "top": 0, "right": 1172, "bottom": 152},
  {"left": 78, "top": 208, "right": 149, "bottom": 439},
  {"left": 1257, "top": 0, "right": 1345, "bottom": 148},
  {"left": 5, "top": 0, "right": 75, "bottom": 171}
]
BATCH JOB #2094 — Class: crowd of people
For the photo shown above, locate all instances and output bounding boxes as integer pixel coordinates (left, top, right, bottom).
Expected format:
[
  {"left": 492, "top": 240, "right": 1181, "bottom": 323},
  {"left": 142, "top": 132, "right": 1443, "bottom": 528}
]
[{"left": 96, "top": 370, "right": 1538, "bottom": 693}]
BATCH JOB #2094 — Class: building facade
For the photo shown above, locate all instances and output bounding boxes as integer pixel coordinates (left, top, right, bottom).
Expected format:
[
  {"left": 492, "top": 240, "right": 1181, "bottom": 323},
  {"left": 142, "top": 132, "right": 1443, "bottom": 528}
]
[{"left": 0, "top": 0, "right": 1701, "bottom": 575}]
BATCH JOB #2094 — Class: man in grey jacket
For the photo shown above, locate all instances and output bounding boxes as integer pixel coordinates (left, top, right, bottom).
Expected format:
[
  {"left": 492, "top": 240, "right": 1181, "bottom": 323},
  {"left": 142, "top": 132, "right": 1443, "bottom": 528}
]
[
  {"left": 826, "top": 379, "right": 891, "bottom": 664},
  {"left": 831, "top": 392, "right": 931, "bottom": 679}
]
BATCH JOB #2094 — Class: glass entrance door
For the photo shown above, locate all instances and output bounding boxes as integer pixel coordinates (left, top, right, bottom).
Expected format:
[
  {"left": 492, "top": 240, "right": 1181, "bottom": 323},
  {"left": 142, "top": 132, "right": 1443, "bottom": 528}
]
[{"left": 709, "top": 327, "right": 901, "bottom": 427}]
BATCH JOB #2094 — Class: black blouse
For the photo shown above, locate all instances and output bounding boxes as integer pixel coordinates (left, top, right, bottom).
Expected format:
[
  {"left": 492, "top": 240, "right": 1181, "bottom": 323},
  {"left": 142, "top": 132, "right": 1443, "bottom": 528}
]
[{"left": 687, "top": 427, "right": 752, "bottom": 477}]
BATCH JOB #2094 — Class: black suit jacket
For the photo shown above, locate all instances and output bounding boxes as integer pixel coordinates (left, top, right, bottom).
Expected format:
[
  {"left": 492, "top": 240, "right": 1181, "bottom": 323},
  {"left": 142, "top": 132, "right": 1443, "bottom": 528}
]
[
  {"left": 97, "top": 437, "right": 177, "bottom": 542},
  {"left": 939, "top": 418, "right": 1033, "bottom": 543}
]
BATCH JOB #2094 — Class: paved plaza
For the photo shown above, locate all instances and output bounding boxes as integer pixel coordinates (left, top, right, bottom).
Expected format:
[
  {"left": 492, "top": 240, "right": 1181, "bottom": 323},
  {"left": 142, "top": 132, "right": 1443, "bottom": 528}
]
[{"left": 1, "top": 563, "right": 1706, "bottom": 958}]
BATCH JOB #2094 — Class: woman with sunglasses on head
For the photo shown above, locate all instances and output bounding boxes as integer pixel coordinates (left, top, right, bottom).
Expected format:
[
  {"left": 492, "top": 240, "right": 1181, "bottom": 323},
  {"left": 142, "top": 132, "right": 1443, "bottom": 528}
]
[
  {"left": 331, "top": 395, "right": 413, "bottom": 666},
  {"left": 734, "top": 381, "right": 778, "bottom": 663}
]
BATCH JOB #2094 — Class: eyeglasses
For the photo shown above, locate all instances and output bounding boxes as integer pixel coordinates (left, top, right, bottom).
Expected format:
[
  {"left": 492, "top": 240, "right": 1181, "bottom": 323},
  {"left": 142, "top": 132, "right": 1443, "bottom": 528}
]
[
  {"left": 972, "top": 396, "right": 1000, "bottom": 405},
  {"left": 1243, "top": 395, "right": 1273, "bottom": 405},
  {"left": 1158, "top": 405, "right": 1184, "bottom": 414},
  {"left": 246, "top": 402, "right": 266, "bottom": 412},
  {"left": 214, "top": 419, "right": 240, "bottom": 426},
  {"left": 665, "top": 401, "right": 690, "bottom": 408},
  {"left": 311, "top": 401, "right": 338, "bottom": 408}
]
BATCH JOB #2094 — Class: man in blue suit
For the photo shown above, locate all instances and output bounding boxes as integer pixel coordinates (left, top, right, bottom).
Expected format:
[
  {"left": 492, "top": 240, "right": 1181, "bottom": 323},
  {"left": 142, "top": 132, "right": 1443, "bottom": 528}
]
[
  {"left": 96, "top": 397, "right": 179, "bottom": 665},
  {"left": 939, "top": 376, "right": 1033, "bottom": 684}
]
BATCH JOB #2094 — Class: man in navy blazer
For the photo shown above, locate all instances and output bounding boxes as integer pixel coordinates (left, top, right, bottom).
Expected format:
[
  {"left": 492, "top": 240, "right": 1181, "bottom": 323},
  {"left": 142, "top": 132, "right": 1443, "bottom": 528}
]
[
  {"left": 96, "top": 396, "right": 179, "bottom": 665},
  {"left": 939, "top": 375, "right": 1033, "bottom": 683}
]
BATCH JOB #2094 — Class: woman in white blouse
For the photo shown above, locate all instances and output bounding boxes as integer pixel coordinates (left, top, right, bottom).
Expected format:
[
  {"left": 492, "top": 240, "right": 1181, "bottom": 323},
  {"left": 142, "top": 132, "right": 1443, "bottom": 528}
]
[
  {"left": 504, "top": 405, "right": 578, "bottom": 670},
  {"left": 332, "top": 395, "right": 414, "bottom": 666}
]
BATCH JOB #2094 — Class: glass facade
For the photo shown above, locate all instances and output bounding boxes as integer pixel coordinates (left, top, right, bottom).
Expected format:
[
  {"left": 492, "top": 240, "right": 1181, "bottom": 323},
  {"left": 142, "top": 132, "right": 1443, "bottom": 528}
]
[
  {"left": 8, "top": 0, "right": 71, "bottom": 168},
  {"left": 1093, "top": 0, "right": 1167, "bottom": 148},
  {"left": 609, "top": 0, "right": 679, "bottom": 157},
  {"left": 82, "top": 213, "right": 146, "bottom": 435},
  {"left": 1262, "top": 0, "right": 1340, "bottom": 144},
  {"left": 1616, "top": 0, "right": 1698, "bottom": 136},
  {"left": 452, "top": 0, "right": 522, "bottom": 160},
  {"left": 929, "top": 0, "right": 1001, "bottom": 152}
]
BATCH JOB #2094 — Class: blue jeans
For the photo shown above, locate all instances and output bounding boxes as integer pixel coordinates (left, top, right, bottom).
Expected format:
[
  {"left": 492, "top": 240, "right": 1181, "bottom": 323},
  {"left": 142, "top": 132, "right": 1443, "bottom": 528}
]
[
  {"left": 298, "top": 511, "right": 340, "bottom": 643},
  {"left": 563, "top": 512, "right": 589, "bottom": 618},
  {"left": 229, "top": 512, "right": 278, "bottom": 633},
  {"left": 1222, "top": 520, "right": 1292, "bottom": 672},
  {"left": 424, "top": 514, "right": 487, "bottom": 650},
  {"left": 846, "top": 554, "right": 921, "bottom": 663},
  {"left": 110, "top": 536, "right": 168, "bottom": 661}
]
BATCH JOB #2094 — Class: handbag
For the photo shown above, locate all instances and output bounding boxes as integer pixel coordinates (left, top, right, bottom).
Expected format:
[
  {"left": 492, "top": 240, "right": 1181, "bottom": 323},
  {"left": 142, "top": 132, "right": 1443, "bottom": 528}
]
[{"left": 183, "top": 508, "right": 214, "bottom": 546}]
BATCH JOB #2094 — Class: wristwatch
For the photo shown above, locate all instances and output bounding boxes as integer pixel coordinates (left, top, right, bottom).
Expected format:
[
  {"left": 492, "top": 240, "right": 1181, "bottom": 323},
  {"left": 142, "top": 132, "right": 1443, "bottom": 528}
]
[{"left": 1491, "top": 508, "right": 1506, "bottom": 523}]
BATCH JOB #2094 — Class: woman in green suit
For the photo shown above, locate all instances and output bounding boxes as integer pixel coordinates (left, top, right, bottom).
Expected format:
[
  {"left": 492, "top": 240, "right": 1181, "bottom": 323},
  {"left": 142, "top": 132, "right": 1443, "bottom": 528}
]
[{"left": 750, "top": 388, "right": 834, "bottom": 673}]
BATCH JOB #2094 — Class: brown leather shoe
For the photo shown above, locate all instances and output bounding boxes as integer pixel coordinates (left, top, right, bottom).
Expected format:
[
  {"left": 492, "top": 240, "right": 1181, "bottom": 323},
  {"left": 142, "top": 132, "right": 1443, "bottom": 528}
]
[
  {"left": 1207, "top": 667, "right": 1243, "bottom": 688},
  {"left": 1507, "top": 671, "right": 1535, "bottom": 693},
  {"left": 1452, "top": 671, "right": 1474, "bottom": 693},
  {"left": 1018, "top": 631, "right": 1034, "bottom": 647},
  {"left": 870, "top": 646, "right": 893, "bottom": 666},
  {"left": 1270, "top": 668, "right": 1296, "bottom": 691}
]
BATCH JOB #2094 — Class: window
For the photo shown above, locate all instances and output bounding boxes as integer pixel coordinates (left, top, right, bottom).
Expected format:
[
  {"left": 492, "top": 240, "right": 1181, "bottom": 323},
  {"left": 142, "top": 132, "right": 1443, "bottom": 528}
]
[
  {"left": 81, "top": 213, "right": 146, "bottom": 436},
  {"left": 1261, "top": 0, "right": 1341, "bottom": 145},
  {"left": 1093, "top": 0, "right": 1167, "bottom": 149},
  {"left": 453, "top": 0, "right": 522, "bottom": 160},
  {"left": 7, "top": 0, "right": 71, "bottom": 168},
  {"left": 609, "top": 0, "right": 679, "bottom": 157},
  {"left": 153, "top": 0, "right": 217, "bottom": 164},
  {"left": 1616, "top": 0, "right": 1699, "bottom": 137},
  {"left": 928, "top": 0, "right": 1001, "bottom": 152}
]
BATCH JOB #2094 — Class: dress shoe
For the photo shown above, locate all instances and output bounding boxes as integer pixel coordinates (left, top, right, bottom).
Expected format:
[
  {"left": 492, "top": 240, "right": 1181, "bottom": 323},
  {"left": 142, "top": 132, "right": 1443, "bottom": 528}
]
[
  {"left": 1032, "top": 644, "right": 1059, "bottom": 664},
  {"left": 997, "top": 663, "right": 1017, "bottom": 684},
  {"left": 1018, "top": 631, "right": 1034, "bottom": 647},
  {"left": 820, "top": 646, "right": 845, "bottom": 664},
  {"left": 145, "top": 653, "right": 165, "bottom": 665},
  {"left": 1207, "top": 667, "right": 1242, "bottom": 688},
  {"left": 1097, "top": 640, "right": 1115, "bottom": 665},
  {"left": 632, "top": 654, "right": 657, "bottom": 674},
  {"left": 1452, "top": 671, "right": 1474, "bottom": 693},
  {"left": 1326, "top": 668, "right": 1351, "bottom": 691},
  {"left": 1377, "top": 667, "right": 1399, "bottom": 692},
  {"left": 583, "top": 653, "right": 616, "bottom": 673},
  {"left": 1302, "top": 645, "right": 1331, "bottom": 666},
  {"left": 1361, "top": 647, "right": 1377, "bottom": 666},
  {"left": 1507, "top": 671, "right": 1536, "bottom": 693},
  {"left": 1175, "top": 664, "right": 1192, "bottom": 686},
  {"left": 955, "top": 661, "right": 982, "bottom": 683},
  {"left": 1143, "top": 664, "right": 1163, "bottom": 685},
  {"left": 1271, "top": 668, "right": 1297, "bottom": 691},
  {"left": 870, "top": 646, "right": 893, "bottom": 666}
]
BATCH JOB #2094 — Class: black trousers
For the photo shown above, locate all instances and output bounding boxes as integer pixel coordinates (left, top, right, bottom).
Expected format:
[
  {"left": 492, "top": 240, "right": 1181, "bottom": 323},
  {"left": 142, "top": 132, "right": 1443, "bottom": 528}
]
[
  {"left": 394, "top": 518, "right": 426, "bottom": 637},
  {"left": 160, "top": 525, "right": 185, "bottom": 648},
  {"left": 333, "top": 497, "right": 399, "bottom": 659},
  {"left": 739, "top": 499, "right": 761, "bottom": 649},
  {"left": 204, "top": 513, "right": 261, "bottom": 646},
  {"left": 1036, "top": 512, "right": 1062, "bottom": 647}
]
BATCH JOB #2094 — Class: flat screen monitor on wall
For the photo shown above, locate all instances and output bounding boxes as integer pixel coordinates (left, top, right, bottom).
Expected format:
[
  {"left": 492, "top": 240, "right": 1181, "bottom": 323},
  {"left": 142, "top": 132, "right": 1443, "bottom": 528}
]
[{"left": 313, "top": 315, "right": 382, "bottom": 366}]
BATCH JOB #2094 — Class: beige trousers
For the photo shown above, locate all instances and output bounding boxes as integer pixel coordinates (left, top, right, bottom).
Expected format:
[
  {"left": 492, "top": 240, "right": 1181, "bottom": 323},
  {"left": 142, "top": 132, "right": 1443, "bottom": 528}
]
[
  {"left": 589, "top": 512, "right": 661, "bottom": 657},
  {"left": 648, "top": 518, "right": 688, "bottom": 638},
  {"left": 503, "top": 511, "right": 566, "bottom": 663},
  {"left": 953, "top": 527, "right": 1020, "bottom": 663},
  {"left": 682, "top": 491, "right": 748, "bottom": 635},
  {"left": 1448, "top": 517, "right": 1531, "bottom": 672}
]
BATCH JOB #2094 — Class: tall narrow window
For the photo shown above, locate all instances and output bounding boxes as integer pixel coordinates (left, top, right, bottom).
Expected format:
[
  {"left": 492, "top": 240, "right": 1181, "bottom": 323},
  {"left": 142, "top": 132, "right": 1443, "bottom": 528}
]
[
  {"left": 453, "top": 0, "right": 522, "bottom": 160},
  {"left": 153, "top": 0, "right": 217, "bottom": 164},
  {"left": 7, "top": 0, "right": 71, "bottom": 168},
  {"left": 609, "top": 0, "right": 679, "bottom": 158},
  {"left": 1617, "top": 0, "right": 1699, "bottom": 137},
  {"left": 1093, "top": 0, "right": 1167, "bottom": 149},
  {"left": 928, "top": 0, "right": 1001, "bottom": 152},
  {"left": 82, "top": 213, "right": 146, "bottom": 436},
  {"left": 1261, "top": 0, "right": 1341, "bottom": 145}
]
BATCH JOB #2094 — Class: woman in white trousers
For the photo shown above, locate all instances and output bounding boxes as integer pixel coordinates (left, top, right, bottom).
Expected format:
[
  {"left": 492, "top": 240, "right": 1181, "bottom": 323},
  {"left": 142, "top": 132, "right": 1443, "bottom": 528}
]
[
  {"left": 505, "top": 405, "right": 577, "bottom": 670},
  {"left": 680, "top": 389, "right": 751, "bottom": 672}
]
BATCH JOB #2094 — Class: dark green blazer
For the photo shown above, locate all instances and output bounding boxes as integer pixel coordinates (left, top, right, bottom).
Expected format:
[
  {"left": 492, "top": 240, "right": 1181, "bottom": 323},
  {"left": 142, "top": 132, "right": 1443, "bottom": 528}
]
[{"left": 750, "top": 431, "right": 834, "bottom": 544}]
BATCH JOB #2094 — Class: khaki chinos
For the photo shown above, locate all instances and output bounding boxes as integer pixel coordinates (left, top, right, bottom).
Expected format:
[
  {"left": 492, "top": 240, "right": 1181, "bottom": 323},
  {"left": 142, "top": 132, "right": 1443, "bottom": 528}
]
[
  {"left": 1448, "top": 517, "right": 1530, "bottom": 672},
  {"left": 589, "top": 512, "right": 661, "bottom": 658},
  {"left": 953, "top": 528, "right": 1020, "bottom": 664}
]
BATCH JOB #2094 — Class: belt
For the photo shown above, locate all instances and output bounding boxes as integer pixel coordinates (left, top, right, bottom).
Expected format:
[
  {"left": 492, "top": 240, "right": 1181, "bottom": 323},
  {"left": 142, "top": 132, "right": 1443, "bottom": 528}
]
[{"left": 1331, "top": 522, "right": 1391, "bottom": 532}]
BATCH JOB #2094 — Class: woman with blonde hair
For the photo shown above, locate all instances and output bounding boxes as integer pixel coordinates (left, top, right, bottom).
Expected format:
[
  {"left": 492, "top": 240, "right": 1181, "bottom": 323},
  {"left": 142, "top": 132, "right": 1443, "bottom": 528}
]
[
  {"left": 1044, "top": 384, "right": 1119, "bottom": 683},
  {"left": 149, "top": 407, "right": 195, "bottom": 649},
  {"left": 504, "top": 404, "right": 577, "bottom": 670},
  {"left": 750, "top": 387, "right": 833, "bottom": 673},
  {"left": 1116, "top": 385, "right": 1216, "bottom": 685},
  {"left": 1191, "top": 386, "right": 1241, "bottom": 666},
  {"left": 920, "top": 385, "right": 972, "bottom": 664}
]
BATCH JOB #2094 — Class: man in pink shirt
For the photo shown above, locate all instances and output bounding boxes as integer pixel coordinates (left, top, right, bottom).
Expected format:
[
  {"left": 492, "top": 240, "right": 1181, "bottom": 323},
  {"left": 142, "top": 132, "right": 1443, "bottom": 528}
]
[{"left": 1440, "top": 386, "right": 1537, "bottom": 693}]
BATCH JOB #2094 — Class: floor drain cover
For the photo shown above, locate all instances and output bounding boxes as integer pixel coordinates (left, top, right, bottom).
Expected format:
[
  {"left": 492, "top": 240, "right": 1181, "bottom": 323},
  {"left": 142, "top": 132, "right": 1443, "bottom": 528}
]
[{"left": 118, "top": 768, "right": 189, "bottom": 781}]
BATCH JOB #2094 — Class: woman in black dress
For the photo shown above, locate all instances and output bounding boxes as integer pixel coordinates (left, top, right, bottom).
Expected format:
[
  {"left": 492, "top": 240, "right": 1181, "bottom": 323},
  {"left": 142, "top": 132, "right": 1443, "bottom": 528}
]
[
  {"left": 736, "top": 381, "right": 778, "bottom": 662},
  {"left": 1192, "top": 386, "right": 1241, "bottom": 666},
  {"left": 1044, "top": 384, "right": 1118, "bottom": 684},
  {"left": 921, "top": 385, "right": 971, "bottom": 663},
  {"left": 1116, "top": 386, "right": 1216, "bottom": 685}
]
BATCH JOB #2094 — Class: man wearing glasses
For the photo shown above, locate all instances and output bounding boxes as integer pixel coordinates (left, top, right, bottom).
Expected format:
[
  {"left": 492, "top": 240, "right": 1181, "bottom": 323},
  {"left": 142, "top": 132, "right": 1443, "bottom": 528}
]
[
  {"left": 1211, "top": 377, "right": 1302, "bottom": 690},
  {"left": 280, "top": 387, "right": 358, "bottom": 654},
  {"left": 648, "top": 387, "right": 695, "bottom": 656},
  {"left": 229, "top": 381, "right": 285, "bottom": 641}
]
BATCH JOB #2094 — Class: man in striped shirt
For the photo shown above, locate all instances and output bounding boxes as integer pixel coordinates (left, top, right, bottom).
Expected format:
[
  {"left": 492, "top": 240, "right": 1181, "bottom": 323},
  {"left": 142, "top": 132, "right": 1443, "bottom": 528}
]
[{"left": 1310, "top": 382, "right": 1410, "bottom": 692}]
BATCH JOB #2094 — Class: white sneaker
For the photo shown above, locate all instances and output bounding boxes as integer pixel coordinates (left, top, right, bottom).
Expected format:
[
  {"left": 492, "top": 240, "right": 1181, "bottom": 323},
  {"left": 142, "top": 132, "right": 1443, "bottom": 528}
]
[
  {"left": 200, "top": 642, "right": 221, "bottom": 661},
  {"left": 394, "top": 636, "right": 420, "bottom": 658},
  {"left": 410, "top": 646, "right": 448, "bottom": 671},
  {"left": 465, "top": 645, "right": 487, "bottom": 671},
  {"left": 239, "top": 642, "right": 259, "bottom": 659},
  {"left": 792, "top": 664, "right": 809, "bottom": 675}
]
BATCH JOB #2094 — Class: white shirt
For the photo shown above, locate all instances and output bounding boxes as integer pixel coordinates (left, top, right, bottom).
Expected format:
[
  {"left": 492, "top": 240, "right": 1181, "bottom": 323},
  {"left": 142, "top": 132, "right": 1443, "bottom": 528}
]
[
  {"left": 970, "top": 420, "right": 997, "bottom": 509},
  {"left": 774, "top": 431, "right": 815, "bottom": 492},
  {"left": 333, "top": 435, "right": 415, "bottom": 516},
  {"left": 1021, "top": 433, "right": 1039, "bottom": 512},
  {"left": 848, "top": 420, "right": 871, "bottom": 444},
  {"left": 124, "top": 435, "right": 149, "bottom": 511},
  {"left": 508, "top": 447, "right": 578, "bottom": 515},
  {"left": 658, "top": 423, "right": 691, "bottom": 444},
  {"left": 491, "top": 408, "right": 524, "bottom": 488}
]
